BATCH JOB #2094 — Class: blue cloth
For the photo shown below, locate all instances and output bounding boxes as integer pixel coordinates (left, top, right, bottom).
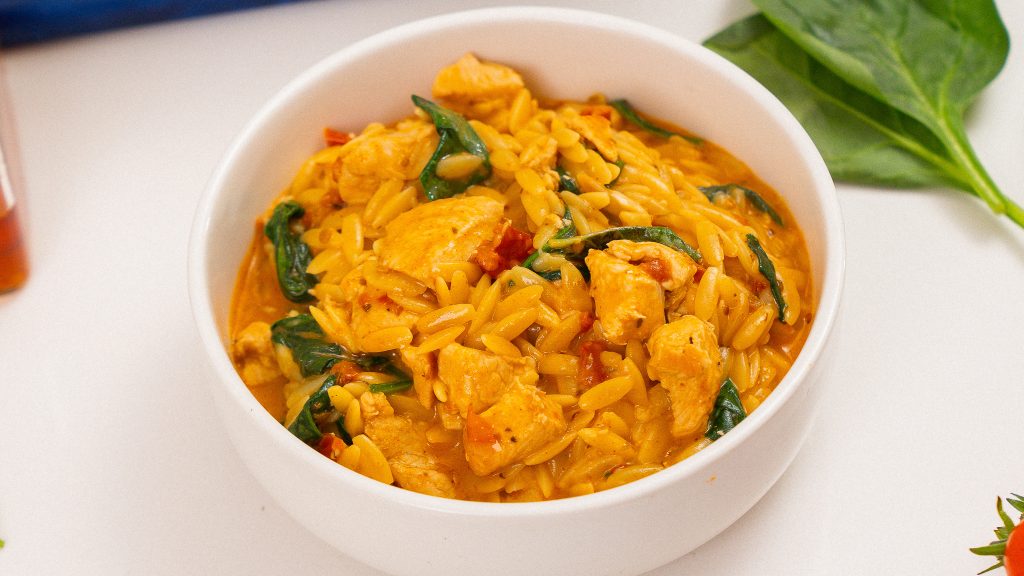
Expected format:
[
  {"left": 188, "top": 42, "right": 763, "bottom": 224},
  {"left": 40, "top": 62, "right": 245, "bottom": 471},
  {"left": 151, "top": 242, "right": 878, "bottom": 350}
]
[{"left": 0, "top": 0, "right": 313, "bottom": 46}]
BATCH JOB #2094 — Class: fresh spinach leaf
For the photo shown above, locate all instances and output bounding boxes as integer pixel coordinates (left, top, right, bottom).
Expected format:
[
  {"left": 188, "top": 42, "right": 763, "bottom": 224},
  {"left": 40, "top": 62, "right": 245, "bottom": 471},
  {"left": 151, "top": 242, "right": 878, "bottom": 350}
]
[
  {"left": 287, "top": 375, "right": 337, "bottom": 443},
  {"left": 264, "top": 201, "right": 318, "bottom": 302},
  {"left": 610, "top": 99, "right": 703, "bottom": 145},
  {"left": 745, "top": 234, "right": 787, "bottom": 322},
  {"left": 547, "top": 226, "right": 702, "bottom": 264},
  {"left": 705, "top": 4, "right": 1024, "bottom": 229},
  {"left": 413, "top": 95, "right": 492, "bottom": 201},
  {"left": 270, "top": 314, "right": 389, "bottom": 377},
  {"left": 705, "top": 378, "right": 746, "bottom": 441},
  {"left": 701, "top": 184, "right": 784, "bottom": 226}
]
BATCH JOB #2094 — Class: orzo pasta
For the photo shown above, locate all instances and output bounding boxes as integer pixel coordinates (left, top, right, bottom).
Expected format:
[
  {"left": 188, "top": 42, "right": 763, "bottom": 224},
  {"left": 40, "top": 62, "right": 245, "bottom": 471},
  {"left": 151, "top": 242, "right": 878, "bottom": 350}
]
[{"left": 229, "top": 54, "right": 814, "bottom": 501}]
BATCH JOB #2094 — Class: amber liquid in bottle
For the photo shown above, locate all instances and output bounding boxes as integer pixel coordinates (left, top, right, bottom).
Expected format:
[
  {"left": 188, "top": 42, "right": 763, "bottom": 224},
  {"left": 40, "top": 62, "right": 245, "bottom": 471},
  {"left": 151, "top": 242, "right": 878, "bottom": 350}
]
[{"left": 0, "top": 202, "right": 27, "bottom": 292}]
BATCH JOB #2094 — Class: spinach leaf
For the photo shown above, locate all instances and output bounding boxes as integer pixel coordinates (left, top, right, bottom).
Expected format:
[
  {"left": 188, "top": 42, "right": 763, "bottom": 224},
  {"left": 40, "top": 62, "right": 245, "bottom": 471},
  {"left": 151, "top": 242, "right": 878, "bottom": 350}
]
[
  {"left": 520, "top": 209, "right": 576, "bottom": 281},
  {"left": 264, "top": 201, "right": 318, "bottom": 302},
  {"left": 368, "top": 380, "right": 413, "bottom": 395},
  {"left": 287, "top": 375, "right": 337, "bottom": 443},
  {"left": 705, "top": 5, "right": 1024, "bottom": 229},
  {"left": 547, "top": 226, "right": 702, "bottom": 264},
  {"left": 609, "top": 99, "right": 703, "bottom": 145},
  {"left": 270, "top": 314, "right": 389, "bottom": 377},
  {"left": 700, "top": 183, "right": 784, "bottom": 226},
  {"left": 745, "top": 234, "right": 787, "bottom": 322},
  {"left": 705, "top": 378, "right": 746, "bottom": 441},
  {"left": 413, "top": 95, "right": 492, "bottom": 201},
  {"left": 556, "top": 166, "right": 581, "bottom": 194},
  {"left": 368, "top": 364, "right": 414, "bottom": 395}
]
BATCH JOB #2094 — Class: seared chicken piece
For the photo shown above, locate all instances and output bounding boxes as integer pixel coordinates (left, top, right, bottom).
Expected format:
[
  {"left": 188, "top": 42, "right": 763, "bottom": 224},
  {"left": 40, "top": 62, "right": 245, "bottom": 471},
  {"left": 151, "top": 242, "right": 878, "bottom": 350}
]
[
  {"left": 645, "top": 316, "right": 724, "bottom": 438},
  {"left": 586, "top": 240, "right": 696, "bottom": 345},
  {"left": 432, "top": 53, "right": 525, "bottom": 101},
  {"left": 602, "top": 240, "right": 695, "bottom": 290},
  {"left": 462, "top": 380, "right": 566, "bottom": 476},
  {"left": 399, "top": 346, "right": 440, "bottom": 410},
  {"left": 566, "top": 108, "right": 618, "bottom": 163},
  {"left": 436, "top": 343, "right": 564, "bottom": 476},
  {"left": 335, "top": 124, "right": 434, "bottom": 204},
  {"left": 326, "top": 265, "right": 419, "bottom": 352},
  {"left": 231, "top": 321, "right": 286, "bottom": 388},
  {"left": 377, "top": 196, "right": 504, "bottom": 284},
  {"left": 437, "top": 343, "right": 539, "bottom": 418},
  {"left": 360, "top": 392, "right": 456, "bottom": 498}
]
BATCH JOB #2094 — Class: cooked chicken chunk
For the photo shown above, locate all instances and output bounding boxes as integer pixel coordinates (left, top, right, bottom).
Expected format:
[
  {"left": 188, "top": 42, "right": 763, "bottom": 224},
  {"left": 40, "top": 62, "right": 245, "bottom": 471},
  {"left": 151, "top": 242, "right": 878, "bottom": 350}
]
[
  {"left": 399, "top": 346, "right": 440, "bottom": 410},
  {"left": 566, "top": 108, "right": 618, "bottom": 163},
  {"left": 602, "top": 240, "right": 696, "bottom": 290},
  {"left": 231, "top": 321, "right": 286, "bottom": 388},
  {"left": 586, "top": 240, "right": 697, "bottom": 345},
  {"left": 437, "top": 343, "right": 539, "bottom": 418},
  {"left": 435, "top": 344, "right": 563, "bottom": 475},
  {"left": 462, "top": 380, "right": 566, "bottom": 476},
  {"left": 377, "top": 196, "right": 504, "bottom": 284},
  {"left": 360, "top": 392, "right": 456, "bottom": 498},
  {"left": 335, "top": 124, "right": 434, "bottom": 204},
  {"left": 645, "top": 316, "right": 724, "bottom": 438},
  {"left": 432, "top": 53, "right": 525, "bottom": 101}
]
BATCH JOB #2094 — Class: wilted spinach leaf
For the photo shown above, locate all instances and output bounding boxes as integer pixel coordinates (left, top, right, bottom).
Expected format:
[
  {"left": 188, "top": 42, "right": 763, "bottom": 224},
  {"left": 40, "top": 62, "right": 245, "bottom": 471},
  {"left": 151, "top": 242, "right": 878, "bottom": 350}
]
[
  {"left": 413, "top": 95, "right": 492, "bottom": 201},
  {"left": 701, "top": 183, "right": 784, "bottom": 226},
  {"left": 264, "top": 201, "right": 318, "bottom": 302},
  {"left": 547, "top": 226, "right": 702, "bottom": 264},
  {"left": 610, "top": 99, "right": 702, "bottom": 145},
  {"left": 270, "top": 314, "right": 389, "bottom": 377},
  {"left": 556, "top": 166, "right": 581, "bottom": 194},
  {"left": 705, "top": 378, "right": 746, "bottom": 441},
  {"left": 745, "top": 234, "right": 787, "bottom": 322},
  {"left": 287, "top": 375, "right": 338, "bottom": 443}
]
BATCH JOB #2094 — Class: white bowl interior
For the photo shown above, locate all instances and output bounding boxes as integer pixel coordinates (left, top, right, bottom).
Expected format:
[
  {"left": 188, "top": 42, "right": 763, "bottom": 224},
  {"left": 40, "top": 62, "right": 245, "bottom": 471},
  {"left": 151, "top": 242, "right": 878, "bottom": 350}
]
[{"left": 189, "top": 7, "right": 843, "bottom": 576}]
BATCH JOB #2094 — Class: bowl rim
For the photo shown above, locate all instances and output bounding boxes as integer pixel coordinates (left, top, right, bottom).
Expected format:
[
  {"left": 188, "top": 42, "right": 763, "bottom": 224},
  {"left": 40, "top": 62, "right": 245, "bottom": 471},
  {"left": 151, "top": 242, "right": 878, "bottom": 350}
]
[{"left": 188, "top": 5, "right": 845, "bottom": 518}]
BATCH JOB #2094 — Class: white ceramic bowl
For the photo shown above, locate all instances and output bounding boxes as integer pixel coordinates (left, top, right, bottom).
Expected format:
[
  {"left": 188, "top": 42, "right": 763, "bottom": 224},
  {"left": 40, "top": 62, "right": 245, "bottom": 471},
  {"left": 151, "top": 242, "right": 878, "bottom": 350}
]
[{"left": 189, "top": 7, "right": 844, "bottom": 576}]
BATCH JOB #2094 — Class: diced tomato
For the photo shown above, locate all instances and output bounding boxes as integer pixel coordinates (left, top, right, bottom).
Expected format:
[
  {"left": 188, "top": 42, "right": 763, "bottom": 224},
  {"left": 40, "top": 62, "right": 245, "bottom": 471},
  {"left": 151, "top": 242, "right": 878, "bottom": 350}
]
[
  {"left": 330, "top": 361, "right": 363, "bottom": 384},
  {"left": 576, "top": 340, "right": 607, "bottom": 390},
  {"left": 323, "top": 127, "right": 353, "bottom": 147},
  {"left": 316, "top": 433, "right": 347, "bottom": 461},
  {"left": 639, "top": 258, "right": 672, "bottom": 283},
  {"left": 579, "top": 310, "right": 595, "bottom": 333},
  {"left": 473, "top": 222, "right": 535, "bottom": 278},
  {"left": 465, "top": 410, "right": 498, "bottom": 445},
  {"left": 357, "top": 292, "right": 404, "bottom": 315}
]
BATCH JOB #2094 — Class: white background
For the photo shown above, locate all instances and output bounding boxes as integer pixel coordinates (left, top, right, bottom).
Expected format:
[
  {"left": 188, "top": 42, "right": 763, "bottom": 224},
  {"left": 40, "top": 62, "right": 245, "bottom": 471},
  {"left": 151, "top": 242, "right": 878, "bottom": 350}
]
[{"left": 1, "top": 1, "right": 1022, "bottom": 574}]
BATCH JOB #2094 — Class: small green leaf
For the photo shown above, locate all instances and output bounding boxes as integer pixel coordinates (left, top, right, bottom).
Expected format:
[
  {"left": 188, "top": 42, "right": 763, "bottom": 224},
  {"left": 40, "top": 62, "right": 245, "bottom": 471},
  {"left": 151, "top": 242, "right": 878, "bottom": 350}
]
[
  {"left": 701, "top": 183, "right": 784, "bottom": 226},
  {"left": 610, "top": 99, "right": 703, "bottom": 145},
  {"left": 746, "top": 234, "right": 787, "bottom": 322},
  {"left": 1007, "top": 494, "right": 1024, "bottom": 515},
  {"left": 413, "top": 95, "right": 491, "bottom": 200},
  {"left": 705, "top": 378, "right": 746, "bottom": 440},
  {"left": 264, "top": 202, "right": 318, "bottom": 303}
]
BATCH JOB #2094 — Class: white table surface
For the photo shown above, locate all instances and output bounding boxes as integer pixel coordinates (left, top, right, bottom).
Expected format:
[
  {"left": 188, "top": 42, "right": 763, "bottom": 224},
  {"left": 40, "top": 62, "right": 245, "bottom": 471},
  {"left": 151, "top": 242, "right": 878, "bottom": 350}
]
[{"left": 1, "top": 1, "right": 1022, "bottom": 574}]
